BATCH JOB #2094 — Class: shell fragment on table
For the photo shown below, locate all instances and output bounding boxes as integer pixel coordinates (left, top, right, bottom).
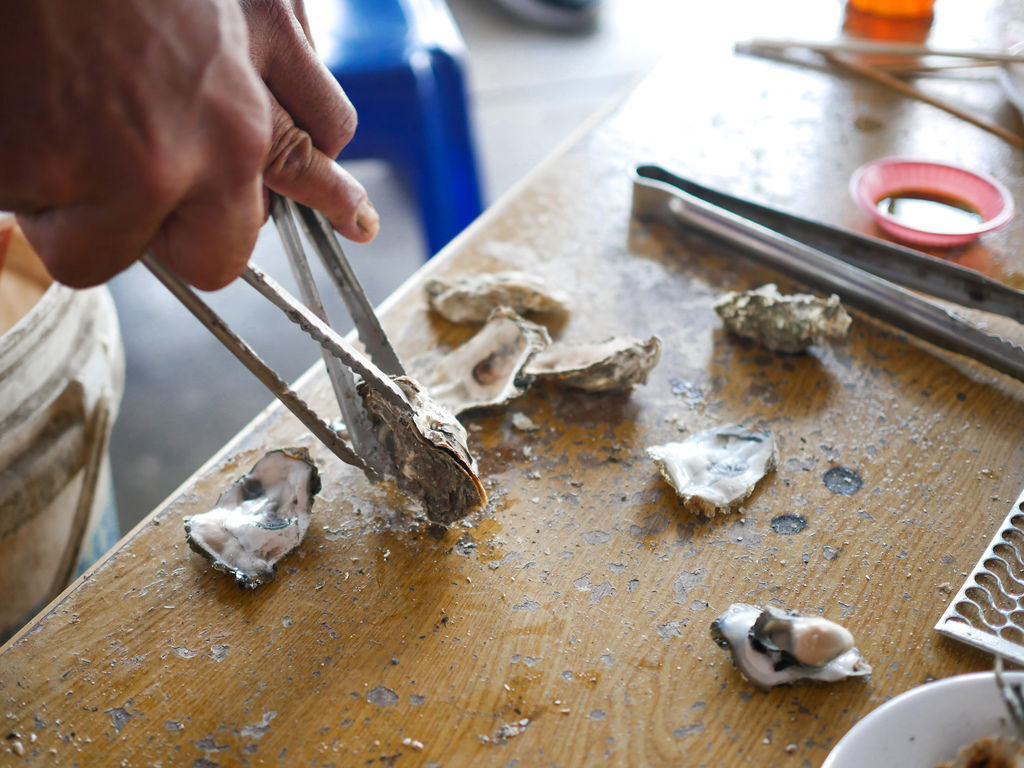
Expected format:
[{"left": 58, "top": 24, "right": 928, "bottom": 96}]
[
  {"left": 524, "top": 335, "right": 663, "bottom": 391},
  {"left": 710, "top": 603, "right": 871, "bottom": 691},
  {"left": 183, "top": 448, "right": 321, "bottom": 589},
  {"left": 647, "top": 424, "right": 776, "bottom": 515},
  {"left": 425, "top": 271, "right": 570, "bottom": 324},
  {"left": 360, "top": 376, "right": 487, "bottom": 525},
  {"left": 429, "top": 307, "right": 551, "bottom": 415},
  {"left": 713, "top": 283, "right": 851, "bottom": 353}
]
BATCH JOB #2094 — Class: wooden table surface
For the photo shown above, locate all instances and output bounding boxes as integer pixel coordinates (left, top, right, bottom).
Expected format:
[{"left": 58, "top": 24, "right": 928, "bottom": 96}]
[{"left": 5, "top": 2, "right": 1024, "bottom": 766}]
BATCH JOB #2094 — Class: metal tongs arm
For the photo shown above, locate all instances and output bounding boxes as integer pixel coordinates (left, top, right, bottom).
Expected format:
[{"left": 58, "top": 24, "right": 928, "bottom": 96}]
[
  {"left": 142, "top": 197, "right": 410, "bottom": 475},
  {"left": 632, "top": 165, "right": 1024, "bottom": 384},
  {"left": 141, "top": 252, "right": 370, "bottom": 472}
]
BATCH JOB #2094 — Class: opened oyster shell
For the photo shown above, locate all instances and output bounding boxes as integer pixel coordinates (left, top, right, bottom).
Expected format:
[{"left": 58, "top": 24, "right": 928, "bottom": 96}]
[
  {"left": 524, "top": 335, "right": 662, "bottom": 392},
  {"left": 184, "top": 448, "right": 320, "bottom": 588},
  {"left": 360, "top": 376, "right": 487, "bottom": 525},
  {"left": 648, "top": 424, "right": 776, "bottom": 515},
  {"left": 711, "top": 603, "right": 871, "bottom": 691},
  {"left": 430, "top": 307, "right": 551, "bottom": 415},
  {"left": 713, "top": 283, "right": 851, "bottom": 353},
  {"left": 425, "top": 271, "right": 569, "bottom": 324}
]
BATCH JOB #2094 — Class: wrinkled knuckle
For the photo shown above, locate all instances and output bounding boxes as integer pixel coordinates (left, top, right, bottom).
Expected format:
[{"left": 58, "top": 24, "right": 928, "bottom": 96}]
[{"left": 266, "top": 124, "right": 315, "bottom": 183}]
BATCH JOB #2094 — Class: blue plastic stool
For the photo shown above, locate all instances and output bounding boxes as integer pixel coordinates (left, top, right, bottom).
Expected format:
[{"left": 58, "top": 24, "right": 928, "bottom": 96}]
[{"left": 308, "top": 0, "right": 485, "bottom": 257}]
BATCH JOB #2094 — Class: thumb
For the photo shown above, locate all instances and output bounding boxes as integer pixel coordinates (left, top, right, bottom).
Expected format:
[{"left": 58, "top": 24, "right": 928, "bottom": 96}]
[{"left": 263, "top": 96, "right": 379, "bottom": 242}]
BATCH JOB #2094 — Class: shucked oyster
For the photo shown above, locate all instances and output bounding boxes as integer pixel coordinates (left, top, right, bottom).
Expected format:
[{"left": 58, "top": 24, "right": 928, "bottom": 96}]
[
  {"left": 425, "top": 271, "right": 570, "bottom": 324},
  {"left": 711, "top": 603, "right": 871, "bottom": 691},
  {"left": 360, "top": 376, "right": 487, "bottom": 525},
  {"left": 524, "top": 335, "right": 663, "bottom": 392},
  {"left": 714, "top": 283, "right": 851, "bottom": 353},
  {"left": 648, "top": 425, "right": 776, "bottom": 515},
  {"left": 430, "top": 307, "right": 551, "bottom": 415},
  {"left": 184, "top": 448, "right": 320, "bottom": 588}
]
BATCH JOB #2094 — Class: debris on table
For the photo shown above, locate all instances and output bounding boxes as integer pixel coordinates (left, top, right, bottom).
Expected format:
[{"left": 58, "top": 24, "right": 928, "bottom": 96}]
[
  {"left": 184, "top": 448, "right": 321, "bottom": 588},
  {"left": 430, "top": 307, "right": 551, "bottom": 414},
  {"left": 360, "top": 376, "right": 488, "bottom": 525},
  {"left": 524, "top": 335, "right": 663, "bottom": 391},
  {"left": 647, "top": 424, "right": 776, "bottom": 515},
  {"left": 425, "top": 271, "right": 569, "bottom": 324},
  {"left": 710, "top": 603, "right": 871, "bottom": 691},
  {"left": 713, "top": 283, "right": 851, "bottom": 353}
]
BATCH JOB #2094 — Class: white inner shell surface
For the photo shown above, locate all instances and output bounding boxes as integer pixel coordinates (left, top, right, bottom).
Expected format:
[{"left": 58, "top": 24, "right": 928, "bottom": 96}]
[
  {"left": 184, "top": 449, "right": 319, "bottom": 588},
  {"left": 429, "top": 307, "right": 551, "bottom": 414},
  {"left": 711, "top": 603, "right": 871, "bottom": 691},
  {"left": 648, "top": 425, "right": 776, "bottom": 515}
]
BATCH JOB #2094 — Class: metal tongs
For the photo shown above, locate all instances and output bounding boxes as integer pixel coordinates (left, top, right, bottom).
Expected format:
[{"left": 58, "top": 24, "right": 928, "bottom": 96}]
[
  {"left": 632, "top": 164, "right": 1024, "bottom": 383},
  {"left": 141, "top": 194, "right": 409, "bottom": 477}
]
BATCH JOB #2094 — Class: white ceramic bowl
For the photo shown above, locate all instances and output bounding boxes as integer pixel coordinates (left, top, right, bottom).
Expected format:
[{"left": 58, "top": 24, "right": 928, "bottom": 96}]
[{"left": 822, "top": 672, "right": 1024, "bottom": 768}]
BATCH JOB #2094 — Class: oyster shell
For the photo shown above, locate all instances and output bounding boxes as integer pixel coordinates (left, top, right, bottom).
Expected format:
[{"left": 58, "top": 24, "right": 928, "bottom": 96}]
[
  {"left": 184, "top": 448, "right": 320, "bottom": 588},
  {"left": 524, "top": 335, "right": 663, "bottom": 392},
  {"left": 648, "top": 425, "right": 776, "bottom": 515},
  {"left": 360, "top": 376, "right": 487, "bottom": 525},
  {"left": 429, "top": 307, "right": 551, "bottom": 415},
  {"left": 713, "top": 283, "right": 851, "bottom": 353},
  {"left": 425, "top": 271, "right": 569, "bottom": 324},
  {"left": 710, "top": 603, "right": 871, "bottom": 691}
]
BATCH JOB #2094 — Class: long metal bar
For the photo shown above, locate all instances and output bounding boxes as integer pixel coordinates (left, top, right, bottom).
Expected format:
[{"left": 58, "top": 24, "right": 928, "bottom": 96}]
[
  {"left": 290, "top": 201, "right": 406, "bottom": 376},
  {"left": 240, "top": 263, "right": 410, "bottom": 412},
  {"left": 740, "top": 36, "right": 1024, "bottom": 64},
  {"left": 269, "top": 196, "right": 386, "bottom": 474},
  {"left": 141, "top": 252, "right": 368, "bottom": 471},
  {"left": 632, "top": 166, "right": 1024, "bottom": 384}
]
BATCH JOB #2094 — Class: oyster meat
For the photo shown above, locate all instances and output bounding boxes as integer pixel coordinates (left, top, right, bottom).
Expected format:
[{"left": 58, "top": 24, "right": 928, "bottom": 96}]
[
  {"left": 425, "top": 271, "right": 569, "bottom": 324},
  {"left": 711, "top": 603, "right": 871, "bottom": 691},
  {"left": 935, "top": 735, "right": 1024, "bottom": 768},
  {"left": 430, "top": 307, "right": 551, "bottom": 415},
  {"left": 184, "top": 448, "right": 320, "bottom": 588},
  {"left": 713, "top": 283, "right": 851, "bottom": 353},
  {"left": 648, "top": 424, "right": 776, "bottom": 515},
  {"left": 360, "top": 376, "right": 487, "bottom": 525},
  {"left": 524, "top": 335, "right": 663, "bottom": 392}
]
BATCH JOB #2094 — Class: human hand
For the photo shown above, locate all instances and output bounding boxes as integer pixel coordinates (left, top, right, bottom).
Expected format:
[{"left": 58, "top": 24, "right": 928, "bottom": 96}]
[
  {"left": 0, "top": 0, "right": 273, "bottom": 290},
  {"left": 241, "top": 0, "right": 379, "bottom": 246}
]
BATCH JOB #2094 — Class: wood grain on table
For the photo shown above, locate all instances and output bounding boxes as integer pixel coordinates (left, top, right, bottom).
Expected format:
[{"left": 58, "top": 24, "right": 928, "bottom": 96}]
[{"left": 4, "top": 1, "right": 1024, "bottom": 765}]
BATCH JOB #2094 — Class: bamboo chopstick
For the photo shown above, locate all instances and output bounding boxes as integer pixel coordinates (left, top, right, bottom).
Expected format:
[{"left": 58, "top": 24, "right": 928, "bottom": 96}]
[
  {"left": 822, "top": 52, "right": 1024, "bottom": 150},
  {"left": 744, "top": 36, "right": 1024, "bottom": 64}
]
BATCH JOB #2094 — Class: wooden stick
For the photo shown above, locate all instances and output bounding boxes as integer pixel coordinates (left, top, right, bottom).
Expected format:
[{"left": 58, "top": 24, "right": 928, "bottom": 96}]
[
  {"left": 823, "top": 52, "right": 1024, "bottom": 150},
  {"left": 745, "top": 36, "right": 1024, "bottom": 64}
]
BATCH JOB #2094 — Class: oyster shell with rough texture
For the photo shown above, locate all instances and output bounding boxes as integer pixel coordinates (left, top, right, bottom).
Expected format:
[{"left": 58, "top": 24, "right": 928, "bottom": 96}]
[
  {"left": 524, "top": 335, "right": 663, "bottom": 392},
  {"left": 711, "top": 603, "right": 871, "bottom": 691},
  {"left": 360, "top": 376, "right": 487, "bottom": 525},
  {"left": 429, "top": 307, "right": 551, "bottom": 415},
  {"left": 425, "top": 271, "right": 570, "bottom": 324},
  {"left": 184, "top": 448, "right": 320, "bottom": 588},
  {"left": 647, "top": 424, "right": 776, "bottom": 515},
  {"left": 713, "top": 283, "right": 851, "bottom": 353}
]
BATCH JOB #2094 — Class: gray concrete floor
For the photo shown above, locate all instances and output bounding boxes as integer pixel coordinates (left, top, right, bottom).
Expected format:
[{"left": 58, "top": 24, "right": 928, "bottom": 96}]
[{"left": 108, "top": 0, "right": 683, "bottom": 531}]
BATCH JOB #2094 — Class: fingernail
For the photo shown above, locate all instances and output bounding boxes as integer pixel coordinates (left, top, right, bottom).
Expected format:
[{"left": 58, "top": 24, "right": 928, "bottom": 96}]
[{"left": 356, "top": 200, "right": 379, "bottom": 238}]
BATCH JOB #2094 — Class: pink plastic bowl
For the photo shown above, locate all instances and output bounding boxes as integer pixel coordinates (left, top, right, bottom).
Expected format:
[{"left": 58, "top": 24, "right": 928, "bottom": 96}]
[{"left": 849, "top": 157, "right": 1014, "bottom": 247}]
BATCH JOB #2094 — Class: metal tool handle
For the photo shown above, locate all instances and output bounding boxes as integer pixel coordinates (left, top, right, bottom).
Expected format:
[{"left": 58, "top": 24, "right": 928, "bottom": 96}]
[
  {"left": 141, "top": 252, "right": 369, "bottom": 471},
  {"left": 270, "top": 195, "right": 386, "bottom": 474},
  {"left": 632, "top": 168, "right": 1024, "bottom": 384},
  {"left": 290, "top": 201, "right": 405, "bottom": 377},
  {"left": 635, "top": 164, "right": 1024, "bottom": 324}
]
